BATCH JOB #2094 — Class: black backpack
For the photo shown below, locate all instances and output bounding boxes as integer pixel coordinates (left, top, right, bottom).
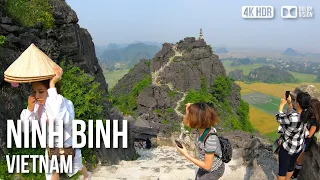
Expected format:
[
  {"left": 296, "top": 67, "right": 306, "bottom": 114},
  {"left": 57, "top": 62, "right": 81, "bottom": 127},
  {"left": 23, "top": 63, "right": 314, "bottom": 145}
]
[{"left": 204, "top": 132, "right": 232, "bottom": 163}]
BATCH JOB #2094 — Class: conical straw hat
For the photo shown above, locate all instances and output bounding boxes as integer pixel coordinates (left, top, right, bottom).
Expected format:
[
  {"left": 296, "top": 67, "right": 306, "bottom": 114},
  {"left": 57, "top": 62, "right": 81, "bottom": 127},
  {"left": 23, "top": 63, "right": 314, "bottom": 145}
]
[
  {"left": 4, "top": 78, "right": 48, "bottom": 83},
  {"left": 4, "top": 75, "right": 53, "bottom": 81},
  {"left": 4, "top": 74, "right": 53, "bottom": 79},
  {"left": 4, "top": 43, "right": 60, "bottom": 79},
  {"left": 4, "top": 76, "right": 53, "bottom": 83}
]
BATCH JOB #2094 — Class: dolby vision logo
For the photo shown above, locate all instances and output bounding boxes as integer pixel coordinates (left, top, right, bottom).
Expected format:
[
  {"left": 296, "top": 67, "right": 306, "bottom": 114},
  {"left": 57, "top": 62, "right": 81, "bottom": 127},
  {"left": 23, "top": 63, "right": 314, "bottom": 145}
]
[{"left": 281, "top": 6, "right": 298, "bottom": 18}]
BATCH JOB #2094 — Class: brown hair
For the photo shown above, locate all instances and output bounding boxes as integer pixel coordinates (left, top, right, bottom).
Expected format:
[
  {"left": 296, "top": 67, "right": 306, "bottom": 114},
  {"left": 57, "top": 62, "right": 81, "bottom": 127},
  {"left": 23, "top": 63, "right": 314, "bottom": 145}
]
[
  {"left": 310, "top": 98, "right": 320, "bottom": 132},
  {"left": 32, "top": 80, "right": 61, "bottom": 94},
  {"left": 186, "top": 102, "right": 219, "bottom": 129}
]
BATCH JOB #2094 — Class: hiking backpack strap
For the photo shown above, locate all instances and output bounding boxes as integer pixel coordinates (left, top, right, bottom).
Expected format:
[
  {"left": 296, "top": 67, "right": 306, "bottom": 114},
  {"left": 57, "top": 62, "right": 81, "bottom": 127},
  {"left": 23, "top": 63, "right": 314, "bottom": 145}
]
[{"left": 203, "top": 131, "right": 221, "bottom": 159}]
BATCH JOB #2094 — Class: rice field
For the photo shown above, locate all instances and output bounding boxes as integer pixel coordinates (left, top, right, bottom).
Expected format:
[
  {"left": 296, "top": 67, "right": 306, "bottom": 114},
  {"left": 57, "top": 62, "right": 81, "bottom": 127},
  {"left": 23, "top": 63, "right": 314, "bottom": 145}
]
[
  {"left": 104, "top": 69, "right": 129, "bottom": 90},
  {"left": 223, "top": 60, "right": 264, "bottom": 75},
  {"left": 287, "top": 71, "right": 317, "bottom": 82},
  {"left": 248, "top": 105, "right": 279, "bottom": 135},
  {"left": 242, "top": 92, "right": 283, "bottom": 141},
  {"left": 223, "top": 60, "right": 318, "bottom": 83},
  {"left": 236, "top": 81, "right": 320, "bottom": 98},
  {"left": 242, "top": 92, "right": 280, "bottom": 115}
]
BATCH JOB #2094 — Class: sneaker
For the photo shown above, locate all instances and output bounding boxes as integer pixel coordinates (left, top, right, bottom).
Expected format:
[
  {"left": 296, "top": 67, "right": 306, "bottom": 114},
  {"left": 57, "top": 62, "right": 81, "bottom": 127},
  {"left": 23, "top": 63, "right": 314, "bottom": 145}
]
[{"left": 84, "top": 171, "right": 92, "bottom": 180}]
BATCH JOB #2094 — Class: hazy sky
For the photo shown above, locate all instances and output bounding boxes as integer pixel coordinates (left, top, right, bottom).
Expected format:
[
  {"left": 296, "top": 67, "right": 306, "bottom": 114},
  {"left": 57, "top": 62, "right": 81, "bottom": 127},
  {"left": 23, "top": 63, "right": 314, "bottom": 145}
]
[{"left": 66, "top": 0, "right": 319, "bottom": 53}]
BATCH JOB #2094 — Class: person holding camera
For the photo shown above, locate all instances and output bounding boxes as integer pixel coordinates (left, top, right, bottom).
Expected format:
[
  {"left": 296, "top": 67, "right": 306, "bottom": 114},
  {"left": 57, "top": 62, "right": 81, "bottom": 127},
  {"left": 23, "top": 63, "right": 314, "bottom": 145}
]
[{"left": 276, "top": 91, "right": 311, "bottom": 180}]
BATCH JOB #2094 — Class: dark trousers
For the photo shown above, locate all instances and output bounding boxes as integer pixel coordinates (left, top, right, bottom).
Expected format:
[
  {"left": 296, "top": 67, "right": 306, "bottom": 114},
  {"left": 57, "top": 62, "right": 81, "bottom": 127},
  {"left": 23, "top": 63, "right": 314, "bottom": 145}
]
[
  {"left": 278, "top": 146, "right": 302, "bottom": 176},
  {"left": 195, "top": 163, "right": 225, "bottom": 180}
]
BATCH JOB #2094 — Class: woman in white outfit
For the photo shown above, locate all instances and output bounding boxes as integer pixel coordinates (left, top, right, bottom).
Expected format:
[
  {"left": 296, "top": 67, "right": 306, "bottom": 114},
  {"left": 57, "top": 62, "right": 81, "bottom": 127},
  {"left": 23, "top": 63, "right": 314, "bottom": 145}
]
[{"left": 20, "top": 67, "right": 92, "bottom": 180}]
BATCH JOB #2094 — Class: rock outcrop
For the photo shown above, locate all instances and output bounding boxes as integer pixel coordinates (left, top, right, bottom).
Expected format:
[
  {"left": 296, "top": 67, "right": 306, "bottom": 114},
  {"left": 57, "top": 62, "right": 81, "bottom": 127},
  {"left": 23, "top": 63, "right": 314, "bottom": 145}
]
[
  {"left": 0, "top": 0, "right": 135, "bottom": 164},
  {"left": 151, "top": 37, "right": 225, "bottom": 92},
  {"left": 112, "top": 37, "right": 242, "bottom": 141},
  {"left": 112, "top": 59, "right": 150, "bottom": 97},
  {"left": 229, "top": 70, "right": 243, "bottom": 81}
]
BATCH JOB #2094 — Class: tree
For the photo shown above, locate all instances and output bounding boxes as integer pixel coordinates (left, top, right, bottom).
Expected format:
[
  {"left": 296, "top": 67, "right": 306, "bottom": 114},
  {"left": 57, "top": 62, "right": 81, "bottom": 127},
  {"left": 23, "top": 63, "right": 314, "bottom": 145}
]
[
  {"left": 211, "top": 76, "right": 232, "bottom": 102},
  {"left": 60, "top": 61, "right": 106, "bottom": 121}
]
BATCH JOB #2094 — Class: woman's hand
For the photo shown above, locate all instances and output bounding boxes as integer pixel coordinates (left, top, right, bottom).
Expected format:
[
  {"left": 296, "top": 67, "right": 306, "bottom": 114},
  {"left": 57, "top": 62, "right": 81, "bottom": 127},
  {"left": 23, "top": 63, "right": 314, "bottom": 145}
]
[
  {"left": 287, "top": 95, "right": 292, "bottom": 107},
  {"left": 50, "top": 67, "right": 63, "bottom": 88},
  {"left": 278, "top": 95, "right": 287, "bottom": 112},
  {"left": 280, "top": 95, "right": 287, "bottom": 107},
  {"left": 28, "top": 95, "right": 36, "bottom": 112},
  {"left": 176, "top": 143, "right": 189, "bottom": 157}
]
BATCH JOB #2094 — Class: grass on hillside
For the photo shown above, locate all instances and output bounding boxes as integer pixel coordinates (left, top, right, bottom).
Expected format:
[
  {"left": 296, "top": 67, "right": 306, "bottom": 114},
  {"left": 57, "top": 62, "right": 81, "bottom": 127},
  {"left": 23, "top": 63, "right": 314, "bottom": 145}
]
[{"left": 104, "top": 69, "right": 129, "bottom": 90}]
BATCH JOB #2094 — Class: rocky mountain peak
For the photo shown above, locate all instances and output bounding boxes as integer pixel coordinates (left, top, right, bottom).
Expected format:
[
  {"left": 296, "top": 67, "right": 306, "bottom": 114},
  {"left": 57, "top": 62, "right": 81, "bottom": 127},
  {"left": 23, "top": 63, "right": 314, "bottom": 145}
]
[
  {"left": 150, "top": 37, "right": 225, "bottom": 93},
  {"left": 113, "top": 37, "right": 237, "bottom": 137}
]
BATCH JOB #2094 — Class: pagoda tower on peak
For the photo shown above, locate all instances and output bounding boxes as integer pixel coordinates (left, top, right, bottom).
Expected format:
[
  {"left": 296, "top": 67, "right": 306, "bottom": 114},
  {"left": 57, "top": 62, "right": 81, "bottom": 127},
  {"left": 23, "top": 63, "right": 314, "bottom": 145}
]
[{"left": 199, "top": 28, "right": 203, "bottom": 40}]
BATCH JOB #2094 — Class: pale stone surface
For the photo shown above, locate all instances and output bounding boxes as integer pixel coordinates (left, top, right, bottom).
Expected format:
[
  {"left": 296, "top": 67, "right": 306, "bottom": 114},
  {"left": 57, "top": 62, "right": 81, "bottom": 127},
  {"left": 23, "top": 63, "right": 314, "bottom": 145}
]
[{"left": 87, "top": 146, "right": 249, "bottom": 180}]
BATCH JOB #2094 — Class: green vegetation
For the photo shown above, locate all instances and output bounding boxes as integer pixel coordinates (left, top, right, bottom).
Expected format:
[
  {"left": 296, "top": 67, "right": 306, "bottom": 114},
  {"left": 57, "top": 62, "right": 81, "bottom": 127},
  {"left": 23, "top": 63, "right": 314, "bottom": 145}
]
[
  {"left": 167, "top": 89, "right": 178, "bottom": 99},
  {"left": 60, "top": 61, "right": 106, "bottom": 121},
  {"left": 212, "top": 76, "right": 232, "bottom": 102},
  {"left": 0, "top": 61, "right": 106, "bottom": 179},
  {"left": 154, "top": 108, "right": 162, "bottom": 114},
  {"left": 0, "top": 36, "right": 6, "bottom": 56},
  {"left": 242, "top": 92, "right": 279, "bottom": 115},
  {"left": 5, "top": 0, "right": 55, "bottom": 29},
  {"left": 0, "top": 35, "right": 6, "bottom": 46},
  {"left": 287, "top": 70, "right": 317, "bottom": 82},
  {"left": 130, "top": 152, "right": 141, "bottom": 161},
  {"left": 237, "top": 100, "right": 254, "bottom": 132},
  {"left": 114, "top": 75, "right": 151, "bottom": 116},
  {"left": 179, "top": 76, "right": 254, "bottom": 132},
  {"left": 224, "top": 60, "right": 317, "bottom": 83},
  {"left": 145, "top": 60, "right": 151, "bottom": 68},
  {"left": 161, "top": 119, "right": 169, "bottom": 124},
  {"left": 166, "top": 108, "right": 175, "bottom": 114},
  {"left": 264, "top": 130, "right": 279, "bottom": 141},
  {"left": 0, "top": 146, "right": 45, "bottom": 180},
  {"left": 247, "top": 66, "right": 297, "bottom": 83},
  {"left": 223, "top": 60, "right": 264, "bottom": 75},
  {"left": 104, "top": 69, "right": 129, "bottom": 90}
]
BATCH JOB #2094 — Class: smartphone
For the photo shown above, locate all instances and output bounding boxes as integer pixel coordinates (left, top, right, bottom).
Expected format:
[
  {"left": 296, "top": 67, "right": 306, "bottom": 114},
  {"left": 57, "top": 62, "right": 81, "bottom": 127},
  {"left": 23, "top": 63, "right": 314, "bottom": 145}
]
[
  {"left": 285, "top": 91, "right": 290, "bottom": 100},
  {"left": 175, "top": 140, "right": 183, "bottom": 148}
]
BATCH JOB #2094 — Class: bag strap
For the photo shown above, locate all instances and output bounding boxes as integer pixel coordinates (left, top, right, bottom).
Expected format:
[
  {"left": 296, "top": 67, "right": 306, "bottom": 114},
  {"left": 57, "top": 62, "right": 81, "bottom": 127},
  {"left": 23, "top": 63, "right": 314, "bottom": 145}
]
[{"left": 203, "top": 129, "right": 220, "bottom": 159}]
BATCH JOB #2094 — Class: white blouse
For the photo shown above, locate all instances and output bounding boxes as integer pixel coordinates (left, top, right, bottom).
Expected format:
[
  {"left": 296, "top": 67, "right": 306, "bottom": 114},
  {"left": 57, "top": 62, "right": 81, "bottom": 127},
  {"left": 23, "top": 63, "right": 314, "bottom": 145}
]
[
  {"left": 20, "top": 88, "right": 74, "bottom": 147},
  {"left": 20, "top": 88, "right": 83, "bottom": 179}
]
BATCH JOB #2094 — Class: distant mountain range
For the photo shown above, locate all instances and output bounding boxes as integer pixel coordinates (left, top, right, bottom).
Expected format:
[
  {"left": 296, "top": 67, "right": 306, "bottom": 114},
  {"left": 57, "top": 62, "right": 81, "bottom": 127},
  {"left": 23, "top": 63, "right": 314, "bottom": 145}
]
[{"left": 97, "top": 42, "right": 161, "bottom": 67}]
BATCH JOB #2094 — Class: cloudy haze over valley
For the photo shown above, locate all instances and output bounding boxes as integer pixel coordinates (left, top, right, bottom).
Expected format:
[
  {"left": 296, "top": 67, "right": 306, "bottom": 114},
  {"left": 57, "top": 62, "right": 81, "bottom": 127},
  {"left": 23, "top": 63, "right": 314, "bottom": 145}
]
[{"left": 67, "top": 0, "right": 319, "bottom": 53}]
